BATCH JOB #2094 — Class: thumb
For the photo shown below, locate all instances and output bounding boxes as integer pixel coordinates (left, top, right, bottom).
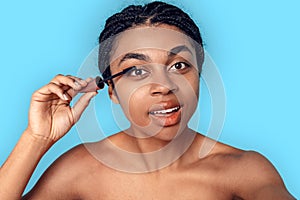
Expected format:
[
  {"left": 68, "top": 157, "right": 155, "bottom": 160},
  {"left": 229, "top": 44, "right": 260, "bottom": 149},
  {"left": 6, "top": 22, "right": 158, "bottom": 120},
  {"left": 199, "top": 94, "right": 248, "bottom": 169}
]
[{"left": 72, "top": 91, "right": 97, "bottom": 123}]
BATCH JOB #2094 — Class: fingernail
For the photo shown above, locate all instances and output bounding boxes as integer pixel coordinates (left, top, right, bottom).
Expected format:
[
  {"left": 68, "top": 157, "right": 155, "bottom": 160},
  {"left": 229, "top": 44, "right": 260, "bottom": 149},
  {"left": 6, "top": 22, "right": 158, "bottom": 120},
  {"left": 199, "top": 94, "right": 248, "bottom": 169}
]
[
  {"left": 80, "top": 80, "right": 88, "bottom": 86},
  {"left": 63, "top": 93, "right": 68, "bottom": 100},
  {"left": 86, "top": 77, "right": 93, "bottom": 82},
  {"left": 74, "top": 81, "right": 80, "bottom": 87}
]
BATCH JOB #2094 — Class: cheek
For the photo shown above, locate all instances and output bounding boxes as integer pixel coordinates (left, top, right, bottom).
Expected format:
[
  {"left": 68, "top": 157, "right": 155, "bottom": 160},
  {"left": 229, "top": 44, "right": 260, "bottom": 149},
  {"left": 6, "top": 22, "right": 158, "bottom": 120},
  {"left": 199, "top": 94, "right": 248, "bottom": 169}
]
[
  {"left": 187, "top": 75, "right": 199, "bottom": 104},
  {"left": 178, "top": 74, "right": 199, "bottom": 119},
  {"left": 178, "top": 72, "right": 199, "bottom": 98},
  {"left": 129, "top": 93, "right": 151, "bottom": 126},
  {"left": 116, "top": 85, "right": 151, "bottom": 126},
  {"left": 189, "top": 73, "right": 200, "bottom": 97}
]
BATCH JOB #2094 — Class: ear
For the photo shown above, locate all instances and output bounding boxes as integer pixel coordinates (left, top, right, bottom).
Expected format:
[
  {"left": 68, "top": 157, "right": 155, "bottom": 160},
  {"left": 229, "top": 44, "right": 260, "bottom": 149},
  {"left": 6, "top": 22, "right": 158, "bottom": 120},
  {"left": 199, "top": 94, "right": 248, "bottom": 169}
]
[{"left": 108, "top": 82, "right": 119, "bottom": 104}]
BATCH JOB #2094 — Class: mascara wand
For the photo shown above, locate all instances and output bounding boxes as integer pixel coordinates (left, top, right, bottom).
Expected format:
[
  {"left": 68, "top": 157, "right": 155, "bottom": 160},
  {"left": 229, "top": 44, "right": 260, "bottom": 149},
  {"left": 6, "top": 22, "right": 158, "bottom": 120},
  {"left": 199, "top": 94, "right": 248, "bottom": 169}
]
[{"left": 79, "top": 66, "right": 136, "bottom": 93}]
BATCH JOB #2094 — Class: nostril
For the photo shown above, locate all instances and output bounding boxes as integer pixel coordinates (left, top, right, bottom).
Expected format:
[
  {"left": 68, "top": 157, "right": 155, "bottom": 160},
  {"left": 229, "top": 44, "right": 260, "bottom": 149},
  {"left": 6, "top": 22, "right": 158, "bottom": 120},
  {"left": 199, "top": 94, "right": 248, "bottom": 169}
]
[
  {"left": 151, "top": 91, "right": 161, "bottom": 96},
  {"left": 150, "top": 85, "right": 176, "bottom": 96},
  {"left": 149, "top": 75, "right": 179, "bottom": 95}
]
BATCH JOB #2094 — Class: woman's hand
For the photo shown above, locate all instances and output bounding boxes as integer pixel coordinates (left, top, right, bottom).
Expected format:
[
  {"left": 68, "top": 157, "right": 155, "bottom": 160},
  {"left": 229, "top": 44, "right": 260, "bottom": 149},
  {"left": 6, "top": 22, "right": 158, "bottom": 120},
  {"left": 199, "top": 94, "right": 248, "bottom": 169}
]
[{"left": 26, "top": 74, "right": 97, "bottom": 144}]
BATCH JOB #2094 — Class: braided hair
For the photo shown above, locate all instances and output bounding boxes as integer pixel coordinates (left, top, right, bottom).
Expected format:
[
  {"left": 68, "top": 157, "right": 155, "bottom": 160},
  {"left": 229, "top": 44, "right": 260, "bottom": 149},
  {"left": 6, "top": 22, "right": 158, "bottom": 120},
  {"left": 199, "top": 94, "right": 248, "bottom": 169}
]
[{"left": 98, "top": 1, "right": 204, "bottom": 80}]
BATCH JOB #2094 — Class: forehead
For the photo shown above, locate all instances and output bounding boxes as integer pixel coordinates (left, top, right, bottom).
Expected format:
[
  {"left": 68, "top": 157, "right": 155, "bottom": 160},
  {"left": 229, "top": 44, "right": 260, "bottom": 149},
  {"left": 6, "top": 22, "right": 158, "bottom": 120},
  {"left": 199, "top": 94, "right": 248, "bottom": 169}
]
[{"left": 109, "top": 26, "right": 196, "bottom": 63}]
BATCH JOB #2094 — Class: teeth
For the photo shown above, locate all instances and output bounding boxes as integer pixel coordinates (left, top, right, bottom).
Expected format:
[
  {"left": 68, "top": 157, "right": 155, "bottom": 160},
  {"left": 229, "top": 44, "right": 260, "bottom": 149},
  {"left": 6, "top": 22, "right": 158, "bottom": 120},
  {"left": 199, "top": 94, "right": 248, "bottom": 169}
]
[{"left": 151, "top": 106, "right": 180, "bottom": 115}]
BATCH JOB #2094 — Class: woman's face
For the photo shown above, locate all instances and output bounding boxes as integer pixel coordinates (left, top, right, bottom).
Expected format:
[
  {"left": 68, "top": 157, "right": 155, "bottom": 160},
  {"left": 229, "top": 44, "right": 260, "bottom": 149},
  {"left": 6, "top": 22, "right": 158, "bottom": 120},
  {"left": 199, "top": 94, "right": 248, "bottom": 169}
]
[{"left": 107, "top": 24, "right": 200, "bottom": 141}]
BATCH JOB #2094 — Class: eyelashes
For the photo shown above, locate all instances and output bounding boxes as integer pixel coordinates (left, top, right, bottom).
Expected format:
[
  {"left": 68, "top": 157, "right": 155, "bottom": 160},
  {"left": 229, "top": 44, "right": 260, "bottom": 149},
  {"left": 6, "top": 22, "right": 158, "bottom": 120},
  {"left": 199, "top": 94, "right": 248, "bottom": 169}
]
[
  {"left": 124, "top": 61, "right": 192, "bottom": 79},
  {"left": 169, "top": 62, "right": 191, "bottom": 72},
  {"left": 125, "top": 67, "right": 150, "bottom": 78}
]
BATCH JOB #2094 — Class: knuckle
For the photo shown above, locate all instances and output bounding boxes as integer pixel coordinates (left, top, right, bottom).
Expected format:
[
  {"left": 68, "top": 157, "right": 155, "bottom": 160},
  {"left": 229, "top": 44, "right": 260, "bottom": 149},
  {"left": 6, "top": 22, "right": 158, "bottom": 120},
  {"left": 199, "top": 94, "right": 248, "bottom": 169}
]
[
  {"left": 48, "top": 83, "right": 61, "bottom": 91},
  {"left": 31, "top": 90, "right": 40, "bottom": 98},
  {"left": 54, "top": 74, "right": 64, "bottom": 78},
  {"left": 65, "top": 74, "right": 73, "bottom": 78},
  {"left": 48, "top": 82, "right": 58, "bottom": 87}
]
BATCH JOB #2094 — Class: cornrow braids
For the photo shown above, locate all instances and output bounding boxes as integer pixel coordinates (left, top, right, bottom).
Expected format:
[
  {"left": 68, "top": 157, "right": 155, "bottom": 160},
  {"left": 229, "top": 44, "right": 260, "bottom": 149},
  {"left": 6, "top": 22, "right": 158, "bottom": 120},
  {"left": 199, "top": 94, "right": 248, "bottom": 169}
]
[{"left": 98, "top": 1, "right": 204, "bottom": 81}]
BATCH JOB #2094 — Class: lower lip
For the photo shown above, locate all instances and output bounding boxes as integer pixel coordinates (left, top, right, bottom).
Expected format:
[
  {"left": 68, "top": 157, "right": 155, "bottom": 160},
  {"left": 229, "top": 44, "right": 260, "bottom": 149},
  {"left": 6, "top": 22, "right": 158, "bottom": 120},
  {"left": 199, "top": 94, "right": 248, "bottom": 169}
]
[{"left": 149, "top": 107, "right": 182, "bottom": 127}]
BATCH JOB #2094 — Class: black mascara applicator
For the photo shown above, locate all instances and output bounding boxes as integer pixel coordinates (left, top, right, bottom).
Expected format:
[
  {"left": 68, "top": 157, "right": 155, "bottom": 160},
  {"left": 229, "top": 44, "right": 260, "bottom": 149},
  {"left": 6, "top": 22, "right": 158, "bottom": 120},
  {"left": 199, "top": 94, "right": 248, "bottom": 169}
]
[{"left": 79, "top": 66, "right": 136, "bottom": 93}]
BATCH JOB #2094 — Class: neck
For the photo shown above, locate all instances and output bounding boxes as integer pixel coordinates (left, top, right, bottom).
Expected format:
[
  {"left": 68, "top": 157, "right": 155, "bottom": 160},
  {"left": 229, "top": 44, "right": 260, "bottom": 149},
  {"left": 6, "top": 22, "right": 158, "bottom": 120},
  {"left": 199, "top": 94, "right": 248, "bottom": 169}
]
[
  {"left": 129, "top": 126, "right": 197, "bottom": 172},
  {"left": 92, "top": 126, "right": 198, "bottom": 173}
]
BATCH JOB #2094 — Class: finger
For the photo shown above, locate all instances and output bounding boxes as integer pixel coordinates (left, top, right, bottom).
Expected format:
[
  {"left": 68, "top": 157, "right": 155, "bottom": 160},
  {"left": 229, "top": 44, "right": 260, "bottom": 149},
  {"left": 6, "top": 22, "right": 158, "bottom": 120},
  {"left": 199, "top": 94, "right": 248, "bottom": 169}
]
[
  {"left": 51, "top": 74, "right": 88, "bottom": 91},
  {"left": 77, "top": 78, "right": 100, "bottom": 93},
  {"left": 36, "top": 82, "right": 70, "bottom": 101},
  {"left": 66, "top": 75, "right": 88, "bottom": 87},
  {"left": 66, "top": 77, "right": 96, "bottom": 97},
  {"left": 65, "top": 74, "right": 82, "bottom": 80},
  {"left": 71, "top": 91, "right": 97, "bottom": 122},
  {"left": 85, "top": 77, "right": 93, "bottom": 82}
]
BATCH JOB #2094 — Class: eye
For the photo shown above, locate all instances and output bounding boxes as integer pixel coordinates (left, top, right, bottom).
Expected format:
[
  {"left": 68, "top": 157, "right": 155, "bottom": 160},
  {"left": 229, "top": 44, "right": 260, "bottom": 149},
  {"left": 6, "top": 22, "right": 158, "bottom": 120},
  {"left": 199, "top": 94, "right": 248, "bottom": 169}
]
[
  {"left": 126, "top": 67, "right": 149, "bottom": 78},
  {"left": 169, "top": 62, "right": 191, "bottom": 72}
]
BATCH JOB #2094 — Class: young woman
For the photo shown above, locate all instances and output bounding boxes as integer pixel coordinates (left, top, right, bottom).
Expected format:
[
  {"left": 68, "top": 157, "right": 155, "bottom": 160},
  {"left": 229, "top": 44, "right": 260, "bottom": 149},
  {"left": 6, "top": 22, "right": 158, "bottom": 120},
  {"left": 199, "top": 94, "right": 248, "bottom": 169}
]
[{"left": 0, "top": 1, "right": 295, "bottom": 199}]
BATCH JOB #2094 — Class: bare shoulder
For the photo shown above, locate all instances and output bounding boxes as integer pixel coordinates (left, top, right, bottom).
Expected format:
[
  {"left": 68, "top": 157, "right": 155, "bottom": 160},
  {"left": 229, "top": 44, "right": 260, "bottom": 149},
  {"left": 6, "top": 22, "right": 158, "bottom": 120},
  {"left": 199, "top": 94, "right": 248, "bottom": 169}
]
[
  {"left": 23, "top": 144, "right": 99, "bottom": 199},
  {"left": 232, "top": 150, "right": 295, "bottom": 199},
  {"left": 204, "top": 140, "right": 295, "bottom": 199}
]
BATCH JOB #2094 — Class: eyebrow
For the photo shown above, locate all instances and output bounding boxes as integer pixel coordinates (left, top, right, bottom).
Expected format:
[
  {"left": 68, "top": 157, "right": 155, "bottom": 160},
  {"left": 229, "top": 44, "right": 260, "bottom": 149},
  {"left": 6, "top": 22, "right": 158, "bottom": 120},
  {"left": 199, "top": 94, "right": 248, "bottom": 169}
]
[
  {"left": 118, "top": 53, "right": 150, "bottom": 66},
  {"left": 118, "top": 45, "right": 193, "bottom": 66},
  {"left": 168, "top": 45, "right": 193, "bottom": 57}
]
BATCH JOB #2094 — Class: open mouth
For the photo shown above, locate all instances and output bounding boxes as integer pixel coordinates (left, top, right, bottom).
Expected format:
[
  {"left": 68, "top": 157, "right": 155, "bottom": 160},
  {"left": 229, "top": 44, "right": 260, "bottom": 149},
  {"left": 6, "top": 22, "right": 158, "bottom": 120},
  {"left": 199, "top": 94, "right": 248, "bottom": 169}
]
[{"left": 149, "top": 106, "right": 181, "bottom": 116}]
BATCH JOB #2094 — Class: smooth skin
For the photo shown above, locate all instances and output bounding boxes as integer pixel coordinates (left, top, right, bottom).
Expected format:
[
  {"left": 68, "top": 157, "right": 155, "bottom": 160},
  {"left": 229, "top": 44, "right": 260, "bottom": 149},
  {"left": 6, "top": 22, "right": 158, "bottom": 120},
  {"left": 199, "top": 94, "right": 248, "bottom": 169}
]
[{"left": 0, "top": 25, "right": 296, "bottom": 200}]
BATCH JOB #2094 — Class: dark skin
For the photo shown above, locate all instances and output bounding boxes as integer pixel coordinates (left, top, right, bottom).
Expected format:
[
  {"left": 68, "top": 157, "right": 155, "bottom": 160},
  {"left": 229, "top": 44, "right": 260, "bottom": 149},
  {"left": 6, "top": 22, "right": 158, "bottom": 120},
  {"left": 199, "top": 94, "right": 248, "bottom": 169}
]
[
  {"left": 23, "top": 133, "right": 293, "bottom": 200},
  {"left": 0, "top": 24, "right": 295, "bottom": 200}
]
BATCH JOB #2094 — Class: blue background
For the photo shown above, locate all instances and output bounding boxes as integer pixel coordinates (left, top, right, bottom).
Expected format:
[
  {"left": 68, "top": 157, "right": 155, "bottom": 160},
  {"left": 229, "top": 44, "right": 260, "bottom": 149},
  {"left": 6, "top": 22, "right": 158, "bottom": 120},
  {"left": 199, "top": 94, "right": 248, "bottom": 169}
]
[{"left": 0, "top": 0, "right": 299, "bottom": 197}]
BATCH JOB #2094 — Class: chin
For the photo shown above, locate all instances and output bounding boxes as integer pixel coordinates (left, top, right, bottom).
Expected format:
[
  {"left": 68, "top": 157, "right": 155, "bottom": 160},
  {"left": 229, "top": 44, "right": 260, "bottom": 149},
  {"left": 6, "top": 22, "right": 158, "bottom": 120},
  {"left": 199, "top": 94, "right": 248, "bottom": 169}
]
[{"left": 151, "top": 124, "right": 184, "bottom": 141}]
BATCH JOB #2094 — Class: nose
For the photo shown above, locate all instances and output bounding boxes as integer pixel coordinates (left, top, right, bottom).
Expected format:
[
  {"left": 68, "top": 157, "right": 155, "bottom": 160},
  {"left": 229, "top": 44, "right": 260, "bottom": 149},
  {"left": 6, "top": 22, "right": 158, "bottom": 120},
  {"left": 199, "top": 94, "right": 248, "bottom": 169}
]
[{"left": 149, "top": 72, "right": 178, "bottom": 96}]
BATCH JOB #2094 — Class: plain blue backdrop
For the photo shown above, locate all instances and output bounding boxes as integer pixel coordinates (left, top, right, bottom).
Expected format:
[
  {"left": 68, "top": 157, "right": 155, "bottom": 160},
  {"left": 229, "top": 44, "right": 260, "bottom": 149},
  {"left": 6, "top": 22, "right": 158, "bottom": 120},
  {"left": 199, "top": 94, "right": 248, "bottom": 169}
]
[{"left": 0, "top": 0, "right": 299, "bottom": 197}]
